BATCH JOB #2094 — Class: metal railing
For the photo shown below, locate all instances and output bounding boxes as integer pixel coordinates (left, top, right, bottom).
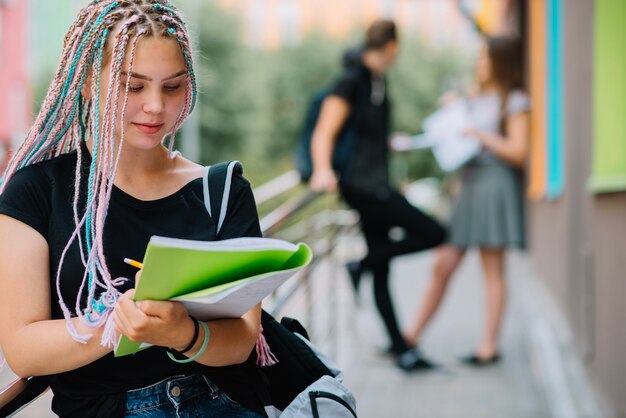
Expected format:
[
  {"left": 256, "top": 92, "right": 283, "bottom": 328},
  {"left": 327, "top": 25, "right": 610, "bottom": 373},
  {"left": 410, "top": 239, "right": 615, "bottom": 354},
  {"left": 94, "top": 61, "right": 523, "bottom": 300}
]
[{"left": 256, "top": 171, "right": 358, "bottom": 349}]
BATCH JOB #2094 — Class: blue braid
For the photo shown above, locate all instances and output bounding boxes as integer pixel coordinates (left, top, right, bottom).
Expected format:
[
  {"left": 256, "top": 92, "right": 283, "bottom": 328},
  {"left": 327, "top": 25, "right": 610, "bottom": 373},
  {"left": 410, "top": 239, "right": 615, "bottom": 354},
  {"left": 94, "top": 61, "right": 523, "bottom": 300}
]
[
  {"left": 169, "top": 32, "right": 197, "bottom": 112},
  {"left": 182, "top": 50, "right": 197, "bottom": 112},
  {"left": 153, "top": 3, "right": 176, "bottom": 15},
  {"left": 78, "top": 96, "right": 87, "bottom": 142},
  {"left": 34, "top": 21, "right": 95, "bottom": 150},
  {"left": 63, "top": 2, "right": 120, "bottom": 106},
  {"left": 84, "top": 28, "right": 109, "bottom": 295},
  {"left": 154, "top": 3, "right": 188, "bottom": 30},
  {"left": 50, "top": 4, "right": 120, "bottom": 124},
  {"left": 26, "top": 58, "right": 94, "bottom": 162},
  {"left": 24, "top": 2, "right": 121, "bottom": 166}
]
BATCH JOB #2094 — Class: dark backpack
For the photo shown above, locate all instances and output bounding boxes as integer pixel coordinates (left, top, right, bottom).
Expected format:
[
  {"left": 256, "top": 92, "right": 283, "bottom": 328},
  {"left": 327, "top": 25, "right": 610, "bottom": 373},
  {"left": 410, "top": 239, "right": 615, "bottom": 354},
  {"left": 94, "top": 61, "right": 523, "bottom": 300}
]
[
  {"left": 294, "top": 90, "right": 358, "bottom": 182},
  {"left": 258, "top": 312, "right": 357, "bottom": 418}
]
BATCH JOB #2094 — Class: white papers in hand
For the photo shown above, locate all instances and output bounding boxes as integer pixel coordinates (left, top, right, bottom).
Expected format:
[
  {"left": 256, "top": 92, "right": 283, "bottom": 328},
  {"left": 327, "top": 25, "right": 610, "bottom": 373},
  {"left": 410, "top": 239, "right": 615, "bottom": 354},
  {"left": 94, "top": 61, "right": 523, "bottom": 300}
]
[{"left": 422, "top": 100, "right": 481, "bottom": 171}]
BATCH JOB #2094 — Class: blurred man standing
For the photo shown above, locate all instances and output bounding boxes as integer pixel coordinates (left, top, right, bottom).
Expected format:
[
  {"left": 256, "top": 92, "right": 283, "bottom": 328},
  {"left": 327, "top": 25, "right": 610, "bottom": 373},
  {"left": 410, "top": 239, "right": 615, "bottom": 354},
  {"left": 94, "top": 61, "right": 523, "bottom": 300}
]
[{"left": 309, "top": 20, "right": 446, "bottom": 371}]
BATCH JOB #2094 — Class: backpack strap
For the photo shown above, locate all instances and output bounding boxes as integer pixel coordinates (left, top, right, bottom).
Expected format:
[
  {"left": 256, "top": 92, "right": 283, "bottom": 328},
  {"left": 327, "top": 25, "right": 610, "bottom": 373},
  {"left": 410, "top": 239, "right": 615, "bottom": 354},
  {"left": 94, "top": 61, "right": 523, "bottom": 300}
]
[
  {"left": 202, "top": 161, "right": 242, "bottom": 237},
  {"left": 280, "top": 316, "right": 310, "bottom": 341},
  {"left": 202, "top": 161, "right": 278, "bottom": 367}
]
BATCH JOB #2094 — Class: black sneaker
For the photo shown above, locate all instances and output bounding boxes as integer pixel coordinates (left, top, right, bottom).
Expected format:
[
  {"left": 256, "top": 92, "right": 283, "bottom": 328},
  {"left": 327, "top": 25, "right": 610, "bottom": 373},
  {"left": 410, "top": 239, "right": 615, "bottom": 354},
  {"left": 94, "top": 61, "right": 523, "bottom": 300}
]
[
  {"left": 345, "top": 261, "right": 362, "bottom": 292},
  {"left": 396, "top": 349, "right": 437, "bottom": 372}
]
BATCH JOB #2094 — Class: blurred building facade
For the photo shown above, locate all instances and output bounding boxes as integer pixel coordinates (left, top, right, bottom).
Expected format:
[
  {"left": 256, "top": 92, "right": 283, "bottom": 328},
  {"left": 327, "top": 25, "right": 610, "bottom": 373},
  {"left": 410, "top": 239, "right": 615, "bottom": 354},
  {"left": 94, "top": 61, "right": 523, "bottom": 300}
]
[
  {"left": 0, "top": 0, "right": 31, "bottom": 171},
  {"left": 521, "top": 0, "right": 625, "bottom": 416},
  {"left": 0, "top": 0, "right": 83, "bottom": 171}
]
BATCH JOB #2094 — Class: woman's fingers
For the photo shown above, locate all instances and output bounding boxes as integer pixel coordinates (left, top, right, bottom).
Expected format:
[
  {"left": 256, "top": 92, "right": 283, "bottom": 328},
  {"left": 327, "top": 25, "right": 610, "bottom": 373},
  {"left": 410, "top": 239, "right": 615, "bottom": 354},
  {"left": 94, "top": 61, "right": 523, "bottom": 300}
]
[
  {"left": 114, "top": 294, "right": 189, "bottom": 345},
  {"left": 138, "top": 300, "right": 178, "bottom": 318},
  {"left": 113, "top": 302, "right": 133, "bottom": 335},
  {"left": 114, "top": 289, "right": 150, "bottom": 340}
]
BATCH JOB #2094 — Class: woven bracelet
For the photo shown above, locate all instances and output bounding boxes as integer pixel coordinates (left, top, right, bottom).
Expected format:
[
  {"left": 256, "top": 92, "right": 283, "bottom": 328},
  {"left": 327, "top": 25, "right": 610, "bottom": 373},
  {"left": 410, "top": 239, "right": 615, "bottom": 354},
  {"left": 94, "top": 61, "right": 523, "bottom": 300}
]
[{"left": 167, "top": 321, "right": 210, "bottom": 364}]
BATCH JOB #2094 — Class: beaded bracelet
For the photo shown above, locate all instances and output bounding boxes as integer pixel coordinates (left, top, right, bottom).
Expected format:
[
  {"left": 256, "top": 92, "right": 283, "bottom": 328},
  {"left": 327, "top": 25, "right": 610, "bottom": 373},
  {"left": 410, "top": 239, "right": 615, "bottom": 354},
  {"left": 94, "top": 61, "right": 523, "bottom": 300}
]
[
  {"left": 167, "top": 320, "right": 210, "bottom": 364},
  {"left": 178, "top": 315, "right": 200, "bottom": 354}
]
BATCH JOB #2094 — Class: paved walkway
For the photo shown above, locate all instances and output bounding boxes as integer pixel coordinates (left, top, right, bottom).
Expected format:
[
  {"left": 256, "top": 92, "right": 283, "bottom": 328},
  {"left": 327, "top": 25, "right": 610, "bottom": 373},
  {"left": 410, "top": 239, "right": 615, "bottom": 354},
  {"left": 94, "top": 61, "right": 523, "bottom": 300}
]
[
  {"left": 284, "top": 234, "right": 553, "bottom": 418},
  {"left": 348, "top": 251, "right": 549, "bottom": 418},
  {"left": 1, "top": 238, "right": 552, "bottom": 418}
]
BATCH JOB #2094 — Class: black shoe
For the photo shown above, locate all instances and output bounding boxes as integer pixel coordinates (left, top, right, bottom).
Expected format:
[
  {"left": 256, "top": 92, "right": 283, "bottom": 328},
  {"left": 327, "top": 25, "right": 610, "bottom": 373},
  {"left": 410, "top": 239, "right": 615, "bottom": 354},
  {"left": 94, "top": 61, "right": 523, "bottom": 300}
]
[
  {"left": 460, "top": 353, "right": 501, "bottom": 366},
  {"left": 396, "top": 349, "right": 437, "bottom": 372},
  {"left": 345, "top": 261, "right": 362, "bottom": 292}
]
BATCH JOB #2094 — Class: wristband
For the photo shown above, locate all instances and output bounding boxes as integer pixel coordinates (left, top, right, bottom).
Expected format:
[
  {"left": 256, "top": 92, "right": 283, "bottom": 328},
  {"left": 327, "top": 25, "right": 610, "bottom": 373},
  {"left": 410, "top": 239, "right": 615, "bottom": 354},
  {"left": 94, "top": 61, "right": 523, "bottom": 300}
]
[
  {"left": 167, "top": 321, "right": 210, "bottom": 364},
  {"left": 178, "top": 315, "right": 200, "bottom": 354}
]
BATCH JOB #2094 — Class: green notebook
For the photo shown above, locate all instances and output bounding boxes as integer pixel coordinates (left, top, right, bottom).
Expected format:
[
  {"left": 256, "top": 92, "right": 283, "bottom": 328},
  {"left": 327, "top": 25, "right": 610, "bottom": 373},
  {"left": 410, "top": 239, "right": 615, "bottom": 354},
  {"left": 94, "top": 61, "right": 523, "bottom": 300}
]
[{"left": 114, "top": 236, "right": 312, "bottom": 357}]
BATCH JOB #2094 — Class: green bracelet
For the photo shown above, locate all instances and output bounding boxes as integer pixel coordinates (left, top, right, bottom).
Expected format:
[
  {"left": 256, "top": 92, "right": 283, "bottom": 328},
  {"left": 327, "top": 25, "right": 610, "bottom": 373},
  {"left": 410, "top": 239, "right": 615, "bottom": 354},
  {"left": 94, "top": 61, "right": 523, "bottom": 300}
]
[{"left": 167, "top": 320, "right": 210, "bottom": 364}]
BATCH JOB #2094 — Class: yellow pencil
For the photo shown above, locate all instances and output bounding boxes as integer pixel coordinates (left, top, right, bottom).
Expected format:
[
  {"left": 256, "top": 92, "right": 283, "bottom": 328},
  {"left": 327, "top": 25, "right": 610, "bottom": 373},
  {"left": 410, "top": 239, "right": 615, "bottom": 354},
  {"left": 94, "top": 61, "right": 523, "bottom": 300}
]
[{"left": 123, "top": 258, "right": 144, "bottom": 269}]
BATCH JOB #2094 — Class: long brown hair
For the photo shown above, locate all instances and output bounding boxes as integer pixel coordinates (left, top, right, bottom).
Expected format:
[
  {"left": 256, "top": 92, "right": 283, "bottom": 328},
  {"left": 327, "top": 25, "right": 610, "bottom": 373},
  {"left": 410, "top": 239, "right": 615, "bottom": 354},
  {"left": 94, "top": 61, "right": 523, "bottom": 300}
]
[
  {"left": 487, "top": 36, "right": 524, "bottom": 93},
  {"left": 485, "top": 36, "right": 524, "bottom": 133}
]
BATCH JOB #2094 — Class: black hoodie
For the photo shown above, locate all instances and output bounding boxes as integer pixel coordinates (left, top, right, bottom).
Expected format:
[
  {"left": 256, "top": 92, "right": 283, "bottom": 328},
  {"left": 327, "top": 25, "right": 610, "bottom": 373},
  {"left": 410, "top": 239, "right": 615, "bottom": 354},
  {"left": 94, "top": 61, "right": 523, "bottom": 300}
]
[{"left": 331, "top": 46, "right": 391, "bottom": 194}]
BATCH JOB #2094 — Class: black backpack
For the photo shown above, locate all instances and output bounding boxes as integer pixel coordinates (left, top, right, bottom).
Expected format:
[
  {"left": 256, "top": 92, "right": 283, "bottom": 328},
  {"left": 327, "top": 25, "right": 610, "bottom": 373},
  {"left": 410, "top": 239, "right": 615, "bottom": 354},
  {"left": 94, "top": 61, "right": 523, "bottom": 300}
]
[
  {"left": 293, "top": 90, "right": 358, "bottom": 182},
  {"left": 257, "top": 311, "right": 357, "bottom": 417}
]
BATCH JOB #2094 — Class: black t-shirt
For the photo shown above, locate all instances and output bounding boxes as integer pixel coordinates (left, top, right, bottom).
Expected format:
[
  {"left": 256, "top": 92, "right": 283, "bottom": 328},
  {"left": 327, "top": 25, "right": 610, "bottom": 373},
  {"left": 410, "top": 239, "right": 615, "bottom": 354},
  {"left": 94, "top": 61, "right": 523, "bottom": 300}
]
[
  {"left": 330, "top": 57, "right": 390, "bottom": 194},
  {"left": 0, "top": 146, "right": 268, "bottom": 417}
]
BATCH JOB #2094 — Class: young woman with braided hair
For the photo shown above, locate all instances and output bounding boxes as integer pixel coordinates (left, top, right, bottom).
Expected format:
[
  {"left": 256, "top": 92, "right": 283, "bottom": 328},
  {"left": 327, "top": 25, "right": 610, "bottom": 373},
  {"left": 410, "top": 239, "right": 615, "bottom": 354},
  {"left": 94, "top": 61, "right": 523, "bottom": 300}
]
[{"left": 0, "top": 1, "right": 266, "bottom": 416}]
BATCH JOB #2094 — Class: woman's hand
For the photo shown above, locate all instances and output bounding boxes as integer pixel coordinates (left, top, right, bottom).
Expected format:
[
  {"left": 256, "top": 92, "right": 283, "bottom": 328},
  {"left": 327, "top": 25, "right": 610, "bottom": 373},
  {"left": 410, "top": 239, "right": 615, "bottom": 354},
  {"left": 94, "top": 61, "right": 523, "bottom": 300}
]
[
  {"left": 113, "top": 271, "right": 195, "bottom": 350},
  {"left": 463, "top": 127, "right": 477, "bottom": 138},
  {"left": 389, "top": 132, "right": 413, "bottom": 151},
  {"left": 463, "top": 111, "right": 529, "bottom": 167},
  {"left": 309, "top": 168, "right": 338, "bottom": 192},
  {"left": 464, "top": 128, "right": 491, "bottom": 147}
]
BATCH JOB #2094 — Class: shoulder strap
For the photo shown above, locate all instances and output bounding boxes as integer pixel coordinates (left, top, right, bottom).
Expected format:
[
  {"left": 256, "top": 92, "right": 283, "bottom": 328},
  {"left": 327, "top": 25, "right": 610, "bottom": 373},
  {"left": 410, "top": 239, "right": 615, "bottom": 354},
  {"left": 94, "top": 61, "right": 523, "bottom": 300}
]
[{"left": 202, "top": 161, "right": 242, "bottom": 237}]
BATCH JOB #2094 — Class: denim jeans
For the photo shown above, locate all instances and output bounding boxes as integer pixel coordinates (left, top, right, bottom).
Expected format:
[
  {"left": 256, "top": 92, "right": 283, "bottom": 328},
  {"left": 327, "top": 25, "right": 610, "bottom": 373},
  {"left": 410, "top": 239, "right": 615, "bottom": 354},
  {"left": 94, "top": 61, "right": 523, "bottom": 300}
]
[{"left": 123, "top": 374, "right": 264, "bottom": 418}]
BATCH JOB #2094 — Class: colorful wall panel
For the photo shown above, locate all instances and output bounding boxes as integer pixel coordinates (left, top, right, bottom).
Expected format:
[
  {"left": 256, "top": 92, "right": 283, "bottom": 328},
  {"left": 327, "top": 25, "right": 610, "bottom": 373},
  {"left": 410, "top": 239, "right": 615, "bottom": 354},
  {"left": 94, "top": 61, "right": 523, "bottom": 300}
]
[
  {"left": 546, "top": 0, "right": 564, "bottom": 198},
  {"left": 527, "top": 0, "right": 564, "bottom": 199},
  {"left": 591, "top": 0, "right": 626, "bottom": 193},
  {"left": 0, "top": 1, "right": 31, "bottom": 143},
  {"left": 527, "top": 0, "right": 547, "bottom": 200}
]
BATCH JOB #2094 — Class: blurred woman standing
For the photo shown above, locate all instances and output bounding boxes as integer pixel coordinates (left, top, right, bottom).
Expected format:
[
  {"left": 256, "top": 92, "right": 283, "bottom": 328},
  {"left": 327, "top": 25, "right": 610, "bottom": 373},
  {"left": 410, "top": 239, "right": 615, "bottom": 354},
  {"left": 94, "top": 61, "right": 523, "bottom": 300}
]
[{"left": 405, "top": 36, "right": 530, "bottom": 365}]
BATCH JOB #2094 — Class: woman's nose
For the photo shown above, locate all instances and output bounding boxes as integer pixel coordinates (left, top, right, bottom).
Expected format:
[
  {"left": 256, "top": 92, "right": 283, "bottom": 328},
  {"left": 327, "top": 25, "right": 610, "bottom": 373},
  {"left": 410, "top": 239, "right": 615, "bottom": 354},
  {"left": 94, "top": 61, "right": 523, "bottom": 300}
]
[{"left": 142, "top": 90, "right": 164, "bottom": 114}]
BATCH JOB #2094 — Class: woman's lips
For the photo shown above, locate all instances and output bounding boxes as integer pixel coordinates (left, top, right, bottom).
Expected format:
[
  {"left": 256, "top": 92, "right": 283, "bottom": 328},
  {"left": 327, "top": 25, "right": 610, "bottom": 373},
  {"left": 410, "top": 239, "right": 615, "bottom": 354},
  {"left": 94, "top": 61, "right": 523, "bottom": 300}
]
[{"left": 133, "top": 123, "right": 164, "bottom": 135}]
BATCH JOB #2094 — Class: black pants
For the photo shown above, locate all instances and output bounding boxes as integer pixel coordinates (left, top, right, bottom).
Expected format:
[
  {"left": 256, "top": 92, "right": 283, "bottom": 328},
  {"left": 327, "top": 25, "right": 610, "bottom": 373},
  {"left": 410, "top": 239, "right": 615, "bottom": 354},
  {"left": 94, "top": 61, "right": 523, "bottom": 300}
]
[{"left": 341, "top": 185, "right": 446, "bottom": 354}]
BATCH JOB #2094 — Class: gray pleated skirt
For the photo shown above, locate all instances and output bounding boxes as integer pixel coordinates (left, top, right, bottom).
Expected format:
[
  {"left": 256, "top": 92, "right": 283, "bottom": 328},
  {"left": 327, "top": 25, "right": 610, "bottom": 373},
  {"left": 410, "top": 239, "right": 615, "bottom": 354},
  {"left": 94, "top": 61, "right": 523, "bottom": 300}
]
[{"left": 449, "top": 160, "right": 526, "bottom": 249}]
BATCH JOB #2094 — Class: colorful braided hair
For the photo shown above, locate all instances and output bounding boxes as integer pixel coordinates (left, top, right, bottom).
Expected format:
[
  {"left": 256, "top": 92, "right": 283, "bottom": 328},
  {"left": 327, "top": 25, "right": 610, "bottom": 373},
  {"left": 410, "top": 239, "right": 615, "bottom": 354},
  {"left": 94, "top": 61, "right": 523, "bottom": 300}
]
[{"left": 0, "top": 0, "right": 197, "bottom": 348}]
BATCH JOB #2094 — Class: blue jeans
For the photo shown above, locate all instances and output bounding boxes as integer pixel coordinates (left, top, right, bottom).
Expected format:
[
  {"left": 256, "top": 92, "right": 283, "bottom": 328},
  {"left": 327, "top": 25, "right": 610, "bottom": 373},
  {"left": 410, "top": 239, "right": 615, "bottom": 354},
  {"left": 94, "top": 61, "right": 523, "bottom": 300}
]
[{"left": 123, "top": 374, "right": 264, "bottom": 418}]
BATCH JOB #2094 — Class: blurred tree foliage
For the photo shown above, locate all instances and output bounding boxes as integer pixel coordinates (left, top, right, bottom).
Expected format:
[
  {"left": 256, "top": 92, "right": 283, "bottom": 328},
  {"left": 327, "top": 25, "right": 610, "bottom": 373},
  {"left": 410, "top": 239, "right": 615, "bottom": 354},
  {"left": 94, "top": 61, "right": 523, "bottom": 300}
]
[
  {"left": 191, "top": 1, "right": 471, "bottom": 186},
  {"left": 193, "top": 1, "right": 260, "bottom": 168}
]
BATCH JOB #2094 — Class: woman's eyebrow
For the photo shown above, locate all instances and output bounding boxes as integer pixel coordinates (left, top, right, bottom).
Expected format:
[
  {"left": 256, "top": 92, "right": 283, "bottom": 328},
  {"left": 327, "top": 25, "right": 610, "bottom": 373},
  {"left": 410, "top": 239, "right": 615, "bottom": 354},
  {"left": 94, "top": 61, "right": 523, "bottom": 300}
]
[{"left": 120, "top": 70, "right": 187, "bottom": 81}]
